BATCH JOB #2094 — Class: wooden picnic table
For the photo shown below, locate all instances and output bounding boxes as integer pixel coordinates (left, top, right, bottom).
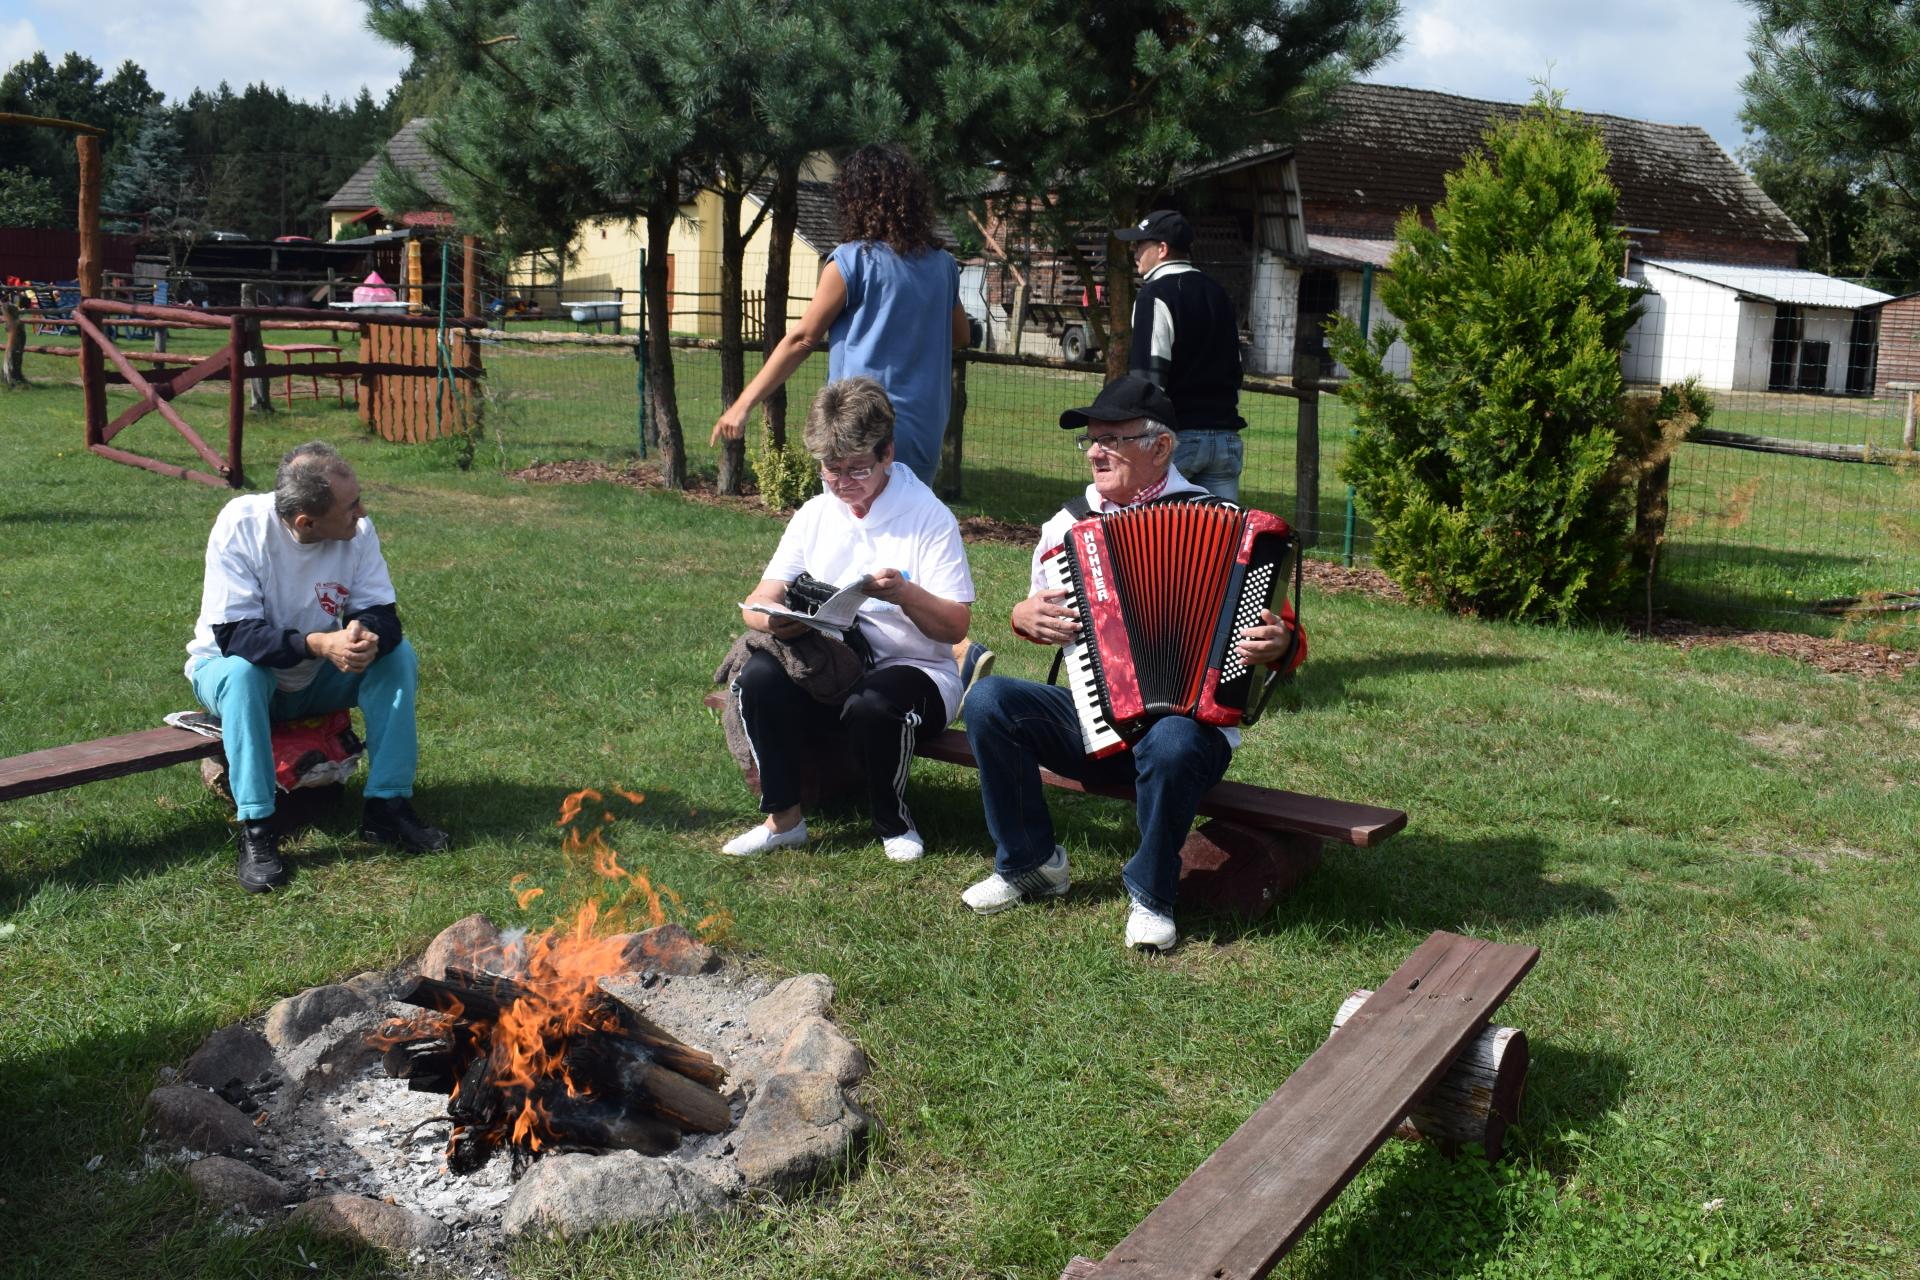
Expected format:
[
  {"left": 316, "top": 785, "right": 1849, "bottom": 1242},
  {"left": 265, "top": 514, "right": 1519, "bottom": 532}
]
[{"left": 264, "top": 342, "right": 348, "bottom": 408}]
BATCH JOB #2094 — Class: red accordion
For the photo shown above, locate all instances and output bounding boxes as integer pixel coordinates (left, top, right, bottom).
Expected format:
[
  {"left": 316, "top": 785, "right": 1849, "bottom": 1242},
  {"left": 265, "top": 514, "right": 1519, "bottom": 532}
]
[{"left": 1043, "top": 499, "right": 1297, "bottom": 757}]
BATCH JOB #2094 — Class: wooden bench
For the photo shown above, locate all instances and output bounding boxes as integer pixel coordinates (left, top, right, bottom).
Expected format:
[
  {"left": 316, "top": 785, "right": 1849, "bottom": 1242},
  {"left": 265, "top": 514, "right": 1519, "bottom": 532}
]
[
  {"left": 702, "top": 689, "right": 1405, "bottom": 911},
  {"left": 0, "top": 727, "right": 222, "bottom": 803},
  {"left": 1063, "top": 929, "right": 1540, "bottom": 1279}
]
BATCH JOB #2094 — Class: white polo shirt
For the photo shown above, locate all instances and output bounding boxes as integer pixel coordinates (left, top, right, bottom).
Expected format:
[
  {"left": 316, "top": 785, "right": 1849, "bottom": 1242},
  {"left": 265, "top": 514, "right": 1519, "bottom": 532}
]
[
  {"left": 763, "top": 463, "right": 975, "bottom": 722},
  {"left": 185, "top": 493, "right": 397, "bottom": 691}
]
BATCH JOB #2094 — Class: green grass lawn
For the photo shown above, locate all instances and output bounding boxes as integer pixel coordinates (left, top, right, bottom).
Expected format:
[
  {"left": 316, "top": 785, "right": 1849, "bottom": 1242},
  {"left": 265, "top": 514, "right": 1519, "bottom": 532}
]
[{"left": 2, "top": 372, "right": 1917, "bottom": 1278}]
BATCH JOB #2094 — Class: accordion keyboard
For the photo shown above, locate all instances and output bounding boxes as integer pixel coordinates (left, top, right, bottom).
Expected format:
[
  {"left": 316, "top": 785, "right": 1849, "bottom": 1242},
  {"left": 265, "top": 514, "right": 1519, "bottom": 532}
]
[{"left": 1041, "top": 549, "right": 1127, "bottom": 758}]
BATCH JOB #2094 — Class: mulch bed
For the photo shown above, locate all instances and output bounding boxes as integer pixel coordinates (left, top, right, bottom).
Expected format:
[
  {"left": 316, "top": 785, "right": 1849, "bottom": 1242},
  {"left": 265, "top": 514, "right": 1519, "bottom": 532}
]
[{"left": 510, "top": 463, "right": 1912, "bottom": 681}]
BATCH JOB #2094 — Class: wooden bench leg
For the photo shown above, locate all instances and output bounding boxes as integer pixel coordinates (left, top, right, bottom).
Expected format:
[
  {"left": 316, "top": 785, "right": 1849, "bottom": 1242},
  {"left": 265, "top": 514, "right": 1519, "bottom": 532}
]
[
  {"left": 1176, "top": 819, "right": 1323, "bottom": 917},
  {"left": 1331, "top": 989, "right": 1529, "bottom": 1160}
]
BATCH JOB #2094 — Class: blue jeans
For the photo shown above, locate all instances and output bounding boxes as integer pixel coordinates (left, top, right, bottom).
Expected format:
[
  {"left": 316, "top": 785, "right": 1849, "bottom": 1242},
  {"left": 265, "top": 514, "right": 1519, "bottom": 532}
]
[
  {"left": 189, "top": 639, "right": 422, "bottom": 821},
  {"left": 1172, "top": 430, "right": 1244, "bottom": 503},
  {"left": 962, "top": 675, "right": 1232, "bottom": 913}
]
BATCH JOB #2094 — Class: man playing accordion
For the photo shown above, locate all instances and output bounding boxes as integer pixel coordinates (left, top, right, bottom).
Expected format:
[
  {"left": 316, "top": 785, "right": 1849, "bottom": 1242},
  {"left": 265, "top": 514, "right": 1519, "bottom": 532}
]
[{"left": 959, "top": 375, "right": 1306, "bottom": 951}]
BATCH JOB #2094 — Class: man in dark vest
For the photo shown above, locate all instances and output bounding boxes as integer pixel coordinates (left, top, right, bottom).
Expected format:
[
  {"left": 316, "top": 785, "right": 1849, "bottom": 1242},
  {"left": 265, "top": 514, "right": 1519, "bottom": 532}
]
[{"left": 1116, "top": 209, "right": 1247, "bottom": 501}]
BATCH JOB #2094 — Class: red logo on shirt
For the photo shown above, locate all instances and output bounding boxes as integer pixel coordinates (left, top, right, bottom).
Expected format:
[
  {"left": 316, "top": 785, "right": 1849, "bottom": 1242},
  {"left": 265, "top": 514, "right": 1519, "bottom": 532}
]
[{"left": 315, "top": 582, "right": 350, "bottom": 618}]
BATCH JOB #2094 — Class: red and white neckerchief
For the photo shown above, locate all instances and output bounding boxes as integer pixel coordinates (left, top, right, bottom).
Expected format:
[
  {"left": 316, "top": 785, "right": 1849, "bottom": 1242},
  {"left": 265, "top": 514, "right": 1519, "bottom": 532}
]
[{"left": 1101, "top": 471, "right": 1170, "bottom": 512}]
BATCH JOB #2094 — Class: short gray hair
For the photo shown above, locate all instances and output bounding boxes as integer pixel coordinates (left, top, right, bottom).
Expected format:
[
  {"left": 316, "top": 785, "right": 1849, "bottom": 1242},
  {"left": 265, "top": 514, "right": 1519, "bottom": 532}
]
[
  {"left": 274, "top": 441, "right": 355, "bottom": 521},
  {"left": 804, "top": 377, "right": 895, "bottom": 462},
  {"left": 1138, "top": 418, "right": 1175, "bottom": 446}
]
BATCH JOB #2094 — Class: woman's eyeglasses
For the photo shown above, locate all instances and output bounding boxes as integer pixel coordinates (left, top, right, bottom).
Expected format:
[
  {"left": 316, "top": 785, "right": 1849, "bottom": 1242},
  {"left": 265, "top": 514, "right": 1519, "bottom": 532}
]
[{"left": 819, "top": 462, "right": 877, "bottom": 483}]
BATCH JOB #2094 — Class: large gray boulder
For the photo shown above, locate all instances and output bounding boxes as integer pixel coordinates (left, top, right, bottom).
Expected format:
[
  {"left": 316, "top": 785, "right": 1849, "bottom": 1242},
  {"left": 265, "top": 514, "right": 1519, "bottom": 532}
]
[
  {"left": 146, "top": 1085, "right": 259, "bottom": 1155},
  {"left": 288, "top": 1194, "right": 448, "bottom": 1253},
  {"left": 732, "top": 1071, "right": 871, "bottom": 1190},
  {"left": 745, "top": 974, "right": 835, "bottom": 1042},
  {"left": 502, "top": 1150, "right": 729, "bottom": 1240},
  {"left": 264, "top": 980, "right": 377, "bottom": 1052},
  {"left": 187, "top": 1155, "right": 292, "bottom": 1214}
]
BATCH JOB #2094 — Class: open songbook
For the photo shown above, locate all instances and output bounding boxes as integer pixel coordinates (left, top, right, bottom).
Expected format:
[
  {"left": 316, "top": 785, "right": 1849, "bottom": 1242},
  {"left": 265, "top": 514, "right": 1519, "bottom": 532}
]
[{"left": 742, "top": 574, "right": 876, "bottom": 636}]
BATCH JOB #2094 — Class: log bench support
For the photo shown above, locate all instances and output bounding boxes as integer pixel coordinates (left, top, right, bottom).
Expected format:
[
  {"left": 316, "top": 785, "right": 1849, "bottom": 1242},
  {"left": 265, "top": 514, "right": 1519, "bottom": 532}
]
[{"left": 1062, "top": 930, "right": 1540, "bottom": 1280}]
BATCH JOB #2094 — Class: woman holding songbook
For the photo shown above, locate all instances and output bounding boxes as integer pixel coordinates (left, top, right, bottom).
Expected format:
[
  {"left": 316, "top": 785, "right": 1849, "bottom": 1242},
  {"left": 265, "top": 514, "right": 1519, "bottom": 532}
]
[{"left": 720, "top": 378, "right": 974, "bottom": 863}]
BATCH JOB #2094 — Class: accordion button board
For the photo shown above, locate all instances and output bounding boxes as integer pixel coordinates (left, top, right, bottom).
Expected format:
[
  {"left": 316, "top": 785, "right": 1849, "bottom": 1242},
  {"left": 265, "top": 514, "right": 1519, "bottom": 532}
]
[{"left": 1047, "top": 499, "right": 1296, "bottom": 757}]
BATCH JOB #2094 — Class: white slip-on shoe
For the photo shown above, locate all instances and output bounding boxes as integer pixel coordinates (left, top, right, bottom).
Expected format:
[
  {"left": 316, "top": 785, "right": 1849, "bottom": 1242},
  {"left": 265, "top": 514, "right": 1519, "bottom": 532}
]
[
  {"left": 882, "top": 828, "right": 925, "bottom": 863},
  {"left": 721, "top": 819, "right": 808, "bottom": 857},
  {"left": 1124, "top": 898, "right": 1178, "bottom": 951},
  {"left": 961, "top": 845, "right": 1069, "bottom": 914}
]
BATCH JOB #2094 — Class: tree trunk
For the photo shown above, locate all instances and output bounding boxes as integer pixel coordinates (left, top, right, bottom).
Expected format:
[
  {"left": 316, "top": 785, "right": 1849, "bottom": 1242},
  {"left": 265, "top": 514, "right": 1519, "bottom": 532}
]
[
  {"left": 238, "top": 284, "right": 274, "bottom": 414},
  {"left": 761, "top": 158, "right": 800, "bottom": 452},
  {"left": 1105, "top": 231, "right": 1133, "bottom": 382},
  {"left": 645, "top": 194, "right": 686, "bottom": 489},
  {"left": 717, "top": 185, "right": 748, "bottom": 495},
  {"left": 2, "top": 300, "right": 24, "bottom": 388}
]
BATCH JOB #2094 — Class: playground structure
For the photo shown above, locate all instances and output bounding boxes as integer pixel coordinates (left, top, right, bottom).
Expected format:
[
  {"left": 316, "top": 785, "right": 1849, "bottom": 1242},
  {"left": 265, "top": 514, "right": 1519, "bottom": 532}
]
[{"left": 2, "top": 109, "right": 488, "bottom": 484}]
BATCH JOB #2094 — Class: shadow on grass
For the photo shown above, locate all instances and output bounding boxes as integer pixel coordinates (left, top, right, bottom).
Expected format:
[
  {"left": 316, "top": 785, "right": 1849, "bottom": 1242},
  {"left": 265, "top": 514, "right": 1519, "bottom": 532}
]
[
  {"left": 0, "top": 777, "right": 575, "bottom": 907},
  {"left": 0, "top": 1022, "right": 392, "bottom": 1280},
  {"left": 1287, "top": 650, "right": 1534, "bottom": 708},
  {"left": 1298, "top": 1039, "right": 1631, "bottom": 1279},
  {"left": 1176, "top": 829, "right": 1615, "bottom": 946}
]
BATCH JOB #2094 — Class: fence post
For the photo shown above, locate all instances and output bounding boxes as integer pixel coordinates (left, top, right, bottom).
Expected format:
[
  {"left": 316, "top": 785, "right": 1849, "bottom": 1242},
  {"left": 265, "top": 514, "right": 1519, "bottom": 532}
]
[
  {"left": 238, "top": 284, "right": 274, "bottom": 414},
  {"left": 1634, "top": 455, "right": 1674, "bottom": 630},
  {"left": 939, "top": 353, "right": 968, "bottom": 502},
  {"left": 613, "top": 286, "right": 623, "bottom": 336},
  {"left": 1293, "top": 352, "right": 1320, "bottom": 547}
]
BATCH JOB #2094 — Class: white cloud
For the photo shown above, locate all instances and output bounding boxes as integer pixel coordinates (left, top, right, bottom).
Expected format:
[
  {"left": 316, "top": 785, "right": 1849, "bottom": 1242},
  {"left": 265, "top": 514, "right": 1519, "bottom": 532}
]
[
  {"left": 0, "top": 19, "right": 42, "bottom": 72},
  {"left": 1370, "top": 0, "right": 1758, "bottom": 154},
  {"left": 9, "top": 0, "right": 406, "bottom": 105}
]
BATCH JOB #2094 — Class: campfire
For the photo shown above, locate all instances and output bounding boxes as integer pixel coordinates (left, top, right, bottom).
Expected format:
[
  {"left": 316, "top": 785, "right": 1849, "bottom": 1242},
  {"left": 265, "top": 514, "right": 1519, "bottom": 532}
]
[{"left": 373, "top": 789, "right": 734, "bottom": 1174}]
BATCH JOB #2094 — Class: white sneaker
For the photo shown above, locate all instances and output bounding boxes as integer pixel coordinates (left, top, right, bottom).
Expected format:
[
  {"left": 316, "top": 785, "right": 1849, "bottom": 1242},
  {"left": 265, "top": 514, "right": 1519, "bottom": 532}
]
[
  {"left": 721, "top": 819, "right": 807, "bottom": 857},
  {"left": 882, "top": 828, "right": 925, "bottom": 863},
  {"left": 1125, "top": 898, "right": 1178, "bottom": 951},
  {"left": 962, "top": 845, "right": 1070, "bottom": 914}
]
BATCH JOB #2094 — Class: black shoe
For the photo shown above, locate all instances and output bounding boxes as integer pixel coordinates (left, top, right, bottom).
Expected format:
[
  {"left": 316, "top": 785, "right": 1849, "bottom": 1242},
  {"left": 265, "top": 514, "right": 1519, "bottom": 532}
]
[
  {"left": 361, "top": 796, "right": 451, "bottom": 853},
  {"left": 236, "top": 820, "right": 290, "bottom": 893}
]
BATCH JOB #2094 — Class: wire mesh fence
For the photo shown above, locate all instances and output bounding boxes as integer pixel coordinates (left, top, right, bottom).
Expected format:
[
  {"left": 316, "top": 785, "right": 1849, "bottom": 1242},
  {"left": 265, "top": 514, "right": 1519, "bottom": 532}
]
[{"left": 473, "top": 318, "right": 1919, "bottom": 644}]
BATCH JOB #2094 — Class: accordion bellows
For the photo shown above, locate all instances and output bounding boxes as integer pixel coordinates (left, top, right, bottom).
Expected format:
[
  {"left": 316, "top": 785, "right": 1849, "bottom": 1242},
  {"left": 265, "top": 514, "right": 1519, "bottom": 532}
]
[{"left": 1046, "top": 500, "right": 1295, "bottom": 757}]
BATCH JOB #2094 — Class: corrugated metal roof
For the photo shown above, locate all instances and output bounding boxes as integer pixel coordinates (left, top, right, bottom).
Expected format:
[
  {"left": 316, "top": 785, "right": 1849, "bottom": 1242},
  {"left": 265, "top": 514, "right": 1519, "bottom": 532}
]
[
  {"left": 1306, "top": 234, "right": 1395, "bottom": 268},
  {"left": 1640, "top": 258, "right": 1893, "bottom": 309}
]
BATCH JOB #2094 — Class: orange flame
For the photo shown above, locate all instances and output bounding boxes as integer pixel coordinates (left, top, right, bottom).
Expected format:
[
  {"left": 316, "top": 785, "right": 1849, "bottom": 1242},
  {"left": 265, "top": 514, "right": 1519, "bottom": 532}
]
[{"left": 448, "top": 784, "right": 729, "bottom": 1162}]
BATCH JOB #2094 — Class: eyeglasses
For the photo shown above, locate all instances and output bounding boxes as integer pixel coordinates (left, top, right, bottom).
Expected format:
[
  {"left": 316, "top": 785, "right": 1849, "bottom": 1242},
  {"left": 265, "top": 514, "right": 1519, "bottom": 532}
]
[
  {"left": 1074, "top": 431, "right": 1153, "bottom": 453},
  {"left": 819, "top": 461, "right": 877, "bottom": 483}
]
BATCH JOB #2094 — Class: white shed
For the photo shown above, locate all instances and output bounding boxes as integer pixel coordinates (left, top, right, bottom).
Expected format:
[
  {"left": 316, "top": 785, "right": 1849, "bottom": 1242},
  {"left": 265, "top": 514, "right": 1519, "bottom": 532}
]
[{"left": 1623, "top": 258, "right": 1892, "bottom": 394}]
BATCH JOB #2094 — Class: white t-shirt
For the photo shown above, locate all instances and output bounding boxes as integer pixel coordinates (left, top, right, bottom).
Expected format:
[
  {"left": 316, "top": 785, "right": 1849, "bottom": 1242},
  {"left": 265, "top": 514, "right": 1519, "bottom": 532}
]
[
  {"left": 762, "top": 462, "right": 975, "bottom": 722},
  {"left": 185, "top": 493, "right": 398, "bottom": 691}
]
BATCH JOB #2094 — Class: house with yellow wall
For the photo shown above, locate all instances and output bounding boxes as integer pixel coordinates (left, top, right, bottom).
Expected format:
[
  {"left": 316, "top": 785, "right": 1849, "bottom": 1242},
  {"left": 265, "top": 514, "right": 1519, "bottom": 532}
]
[{"left": 516, "top": 178, "right": 839, "bottom": 337}]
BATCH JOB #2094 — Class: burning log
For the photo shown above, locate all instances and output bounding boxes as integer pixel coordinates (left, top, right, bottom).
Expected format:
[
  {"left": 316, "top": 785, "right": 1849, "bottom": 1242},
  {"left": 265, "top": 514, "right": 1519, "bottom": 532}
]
[{"left": 383, "top": 964, "right": 733, "bottom": 1175}]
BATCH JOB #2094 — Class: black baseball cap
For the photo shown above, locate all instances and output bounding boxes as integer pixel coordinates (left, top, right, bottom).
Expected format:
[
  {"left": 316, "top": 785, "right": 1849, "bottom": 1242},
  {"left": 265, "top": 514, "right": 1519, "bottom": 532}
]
[
  {"left": 1113, "top": 209, "right": 1193, "bottom": 250},
  {"left": 1059, "top": 374, "right": 1180, "bottom": 432}
]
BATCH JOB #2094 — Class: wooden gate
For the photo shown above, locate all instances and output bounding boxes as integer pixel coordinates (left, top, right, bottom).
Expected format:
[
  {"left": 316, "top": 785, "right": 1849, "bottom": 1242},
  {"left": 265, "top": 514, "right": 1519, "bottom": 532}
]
[{"left": 359, "top": 321, "right": 483, "bottom": 442}]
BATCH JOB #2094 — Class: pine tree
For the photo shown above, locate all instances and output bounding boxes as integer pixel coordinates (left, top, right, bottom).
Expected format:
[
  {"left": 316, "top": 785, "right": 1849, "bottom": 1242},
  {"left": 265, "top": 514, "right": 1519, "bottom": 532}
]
[
  {"left": 103, "top": 107, "right": 187, "bottom": 234},
  {"left": 1325, "top": 94, "right": 1644, "bottom": 623},
  {"left": 1744, "top": 0, "right": 1920, "bottom": 226},
  {"left": 0, "top": 167, "right": 63, "bottom": 228}
]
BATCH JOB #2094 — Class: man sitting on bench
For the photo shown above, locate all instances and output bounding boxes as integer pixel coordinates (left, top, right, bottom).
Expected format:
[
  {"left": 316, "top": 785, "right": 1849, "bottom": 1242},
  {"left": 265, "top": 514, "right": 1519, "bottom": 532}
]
[
  {"left": 185, "top": 441, "right": 449, "bottom": 893},
  {"left": 959, "top": 375, "right": 1305, "bottom": 950}
]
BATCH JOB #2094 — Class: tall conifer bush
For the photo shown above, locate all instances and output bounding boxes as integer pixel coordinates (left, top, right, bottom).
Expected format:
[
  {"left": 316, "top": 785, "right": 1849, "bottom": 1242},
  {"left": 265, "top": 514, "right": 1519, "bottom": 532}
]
[{"left": 1327, "top": 93, "right": 1643, "bottom": 622}]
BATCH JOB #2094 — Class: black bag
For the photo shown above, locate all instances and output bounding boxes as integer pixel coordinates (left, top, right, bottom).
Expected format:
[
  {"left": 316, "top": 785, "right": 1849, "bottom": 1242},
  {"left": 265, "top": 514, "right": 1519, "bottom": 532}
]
[{"left": 786, "top": 573, "right": 876, "bottom": 668}]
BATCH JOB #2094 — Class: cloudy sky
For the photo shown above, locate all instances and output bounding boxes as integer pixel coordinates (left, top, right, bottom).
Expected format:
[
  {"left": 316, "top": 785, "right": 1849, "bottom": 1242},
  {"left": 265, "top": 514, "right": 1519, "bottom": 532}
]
[{"left": 3, "top": 0, "right": 1761, "bottom": 156}]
